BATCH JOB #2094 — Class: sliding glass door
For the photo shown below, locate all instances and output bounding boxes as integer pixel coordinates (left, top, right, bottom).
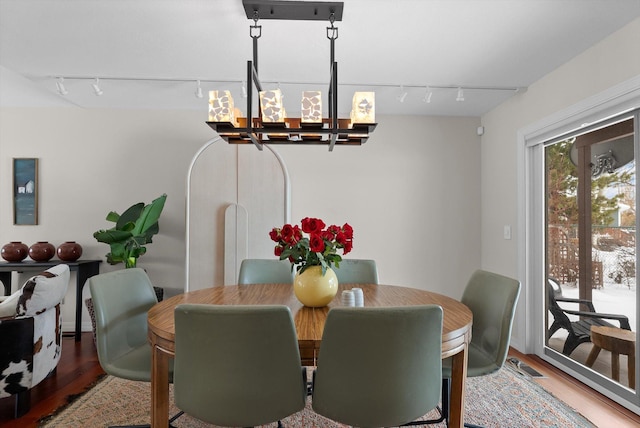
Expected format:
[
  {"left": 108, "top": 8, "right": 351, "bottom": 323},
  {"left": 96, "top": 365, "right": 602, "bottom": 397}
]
[{"left": 544, "top": 113, "right": 638, "bottom": 400}]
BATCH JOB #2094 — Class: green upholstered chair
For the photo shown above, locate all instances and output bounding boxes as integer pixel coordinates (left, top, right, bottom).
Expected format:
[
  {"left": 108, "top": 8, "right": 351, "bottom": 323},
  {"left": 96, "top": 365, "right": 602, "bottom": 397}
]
[
  {"left": 88, "top": 268, "right": 182, "bottom": 428},
  {"left": 237, "top": 258, "right": 293, "bottom": 284},
  {"left": 173, "top": 304, "right": 307, "bottom": 427},
  {"left": 333, "top": 259, "right": 379, "bottom": 284},
  {"left": 441, "top": 269, "right": 521, "bottom": 428},
  {"left": 312, "top": 306, "right": 443, "bottom": 427}
]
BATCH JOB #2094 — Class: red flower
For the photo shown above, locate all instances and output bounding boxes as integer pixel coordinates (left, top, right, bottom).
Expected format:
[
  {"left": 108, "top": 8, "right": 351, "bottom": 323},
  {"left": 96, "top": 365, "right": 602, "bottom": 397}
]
[
  {"left": 342, "top": 223, "right": 354, "bottom": 239},
  {"left": 327, "top": 225, "right": 341, "bottom": 235},
  {"left": 321, "top": 230, "right": 334, "bottom": 241},
  {"left": 281, "top": 224, "right": 294, "bottom": 241},
  {"left": 269, "top": 228, "right": 280, "bottom": 242},
  {"left": 269, "top": 217, "right": 354, "bottom": 275},
  {"left": 309, "top": 234, "right": 325, "bottom": 252},
  {"left": 301, "top": 217, "right": 326, "bottom": 234}
]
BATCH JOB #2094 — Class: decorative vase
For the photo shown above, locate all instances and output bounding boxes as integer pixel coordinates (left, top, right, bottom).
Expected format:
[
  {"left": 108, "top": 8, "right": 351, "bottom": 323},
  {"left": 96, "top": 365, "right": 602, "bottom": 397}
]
[
  {"left": 293, "top": 265, "right": 339, "bottom": 307},
  {"left": 28, "top": 241, "right": 56, "bottom": 262},
  {"left": 57, "top": 241, "right": 83, "bottom": 262},
  {"left": 1, "top": 241, "right": 29, "bottom": 262}
]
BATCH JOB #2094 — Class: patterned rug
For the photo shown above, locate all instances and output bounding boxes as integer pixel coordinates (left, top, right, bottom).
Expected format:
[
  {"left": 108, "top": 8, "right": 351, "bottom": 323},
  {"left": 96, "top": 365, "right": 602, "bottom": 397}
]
[{"left": 39, "top": 364, "right": 595, "bottom": 427}]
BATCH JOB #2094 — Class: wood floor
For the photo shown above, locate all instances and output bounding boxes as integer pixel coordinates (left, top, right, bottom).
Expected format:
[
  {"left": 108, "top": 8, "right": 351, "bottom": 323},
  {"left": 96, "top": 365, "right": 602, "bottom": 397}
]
[{"left": 1, "top": 334, "right": 639, "bottom": 427}]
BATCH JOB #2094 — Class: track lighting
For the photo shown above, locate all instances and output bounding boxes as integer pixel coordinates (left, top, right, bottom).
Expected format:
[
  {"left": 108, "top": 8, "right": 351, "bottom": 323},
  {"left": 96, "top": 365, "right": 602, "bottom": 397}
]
[
  {"left": 91, "top": 78, "right": 103, "bottom": 96},
  {"left": 242, "top": 80, "right": 247, "bottom": 98},
  {"left": 456, "top": 87, "right": 464, "bottom": 102},
  {"left": 55, "top": 77, "right": 68, "bottom": 95},
  {"left": 195, "top": 80, "right": 203, "bottom": 98},
  {"left": 397, "top": 85, "right": 408, "bottom": 103},
  {"left": 422, "top": 86, "right": 433, "bottom": 104}
]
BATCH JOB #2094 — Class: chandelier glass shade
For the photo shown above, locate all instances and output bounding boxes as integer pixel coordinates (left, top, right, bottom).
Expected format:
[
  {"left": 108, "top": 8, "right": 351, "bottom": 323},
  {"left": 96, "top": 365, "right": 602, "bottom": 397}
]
[{"left": 206, "top": 1, "right": 377, "bottom": 151}]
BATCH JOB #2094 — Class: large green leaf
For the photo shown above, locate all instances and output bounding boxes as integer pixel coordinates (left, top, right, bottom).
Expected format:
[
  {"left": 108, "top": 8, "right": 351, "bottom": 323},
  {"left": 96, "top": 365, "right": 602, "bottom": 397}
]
[
  {"left": 93, "top": 229, "right": 133, "bottom": 244},
  {"left": 116, "top": 202, "right": 145, "bottom": 230},
  {"left": 131, "top": 194, "right": 166, "bottom": 238}
]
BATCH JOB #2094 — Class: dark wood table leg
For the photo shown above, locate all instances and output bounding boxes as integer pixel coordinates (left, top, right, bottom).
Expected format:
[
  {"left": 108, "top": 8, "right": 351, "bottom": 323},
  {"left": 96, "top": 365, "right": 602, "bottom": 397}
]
[
  {"left": 449, "top": 344, "right": 469, "bottom": 428},
  {"left": 151, "top": 343, "right": 171, "bottom": 428}
]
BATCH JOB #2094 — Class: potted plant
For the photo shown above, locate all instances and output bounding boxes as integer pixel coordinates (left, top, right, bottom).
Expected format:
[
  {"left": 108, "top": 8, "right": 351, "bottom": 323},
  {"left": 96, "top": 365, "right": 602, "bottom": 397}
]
[
  {"left": 93, "top": 194, "right": 167, "bottom": 268},
  {"left": 86, "top": 194, "right": 167, "bottom": 341}
]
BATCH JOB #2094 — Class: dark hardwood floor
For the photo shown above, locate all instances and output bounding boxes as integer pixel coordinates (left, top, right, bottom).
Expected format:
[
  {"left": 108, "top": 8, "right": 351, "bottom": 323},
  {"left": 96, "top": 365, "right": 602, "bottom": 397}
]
[
  {"left": 0, "top": 333, "right": 105, "bottom": 428},
  {"left": 1, "top": 334, "right": 639, "bottom": 427}
]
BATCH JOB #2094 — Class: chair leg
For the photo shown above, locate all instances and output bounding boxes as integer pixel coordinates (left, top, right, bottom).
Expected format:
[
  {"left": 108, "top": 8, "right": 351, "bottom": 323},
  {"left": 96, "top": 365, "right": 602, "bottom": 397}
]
[
  {"left": 401, "top": 378, "right": 449, "bottom": 426},
  {"left": 562, "top": 335, "right": 580, "bottom": 356},
  {"left": 14, "top": 389, "right": 30, "bottom": 418},
  {"left": 108, "top": 410, "right": 184, "bottom": 428}
]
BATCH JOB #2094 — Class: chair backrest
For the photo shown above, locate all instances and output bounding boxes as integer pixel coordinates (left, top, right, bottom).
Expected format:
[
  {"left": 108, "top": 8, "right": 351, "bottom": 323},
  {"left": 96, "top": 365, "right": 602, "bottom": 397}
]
[
  {"left": 237, "top": 258, "right": 293, "bottom": 284},
  {"left": 462, "top": 269, "right": 521, "bottom": 376},
  {"left": 333, "top": 259, "right": 379, "bottom": 284},
  {"left": 312, "top": 306, "right": 443, "bottom": 427},
  {"left": 173, "top": 304, "right": 307, "bottom": 426},
  {"left": 88, "top": 268, "right": 158, "bottom": 381}
]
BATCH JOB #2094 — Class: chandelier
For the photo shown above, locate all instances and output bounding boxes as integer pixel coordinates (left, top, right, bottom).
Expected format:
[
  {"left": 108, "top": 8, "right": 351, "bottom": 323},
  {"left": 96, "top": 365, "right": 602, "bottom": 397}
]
[{"left": 206, "top": 0, "right": 377, "bottom": 151}]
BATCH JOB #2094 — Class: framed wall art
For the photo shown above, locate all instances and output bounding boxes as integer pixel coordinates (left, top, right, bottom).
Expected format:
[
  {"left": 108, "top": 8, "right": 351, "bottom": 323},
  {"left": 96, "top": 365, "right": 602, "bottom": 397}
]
[{"left": 13, "top": 158, "right": 39, "bottom": 225}]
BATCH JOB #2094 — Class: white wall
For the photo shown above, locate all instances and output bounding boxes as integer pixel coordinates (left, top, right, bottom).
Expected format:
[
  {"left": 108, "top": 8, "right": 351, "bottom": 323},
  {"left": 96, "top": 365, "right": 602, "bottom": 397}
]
[
  {"left": 1, "top": 76, "right": 482, "bottom": 331},
  {"left": 186, "top": 114, "right": 482, "bottom": 294},
  {"left": 480, "top": 17, "right": 640, "bottom": 351},
  {"left": 0, "top": 105, "right": 212, "bottom": 330}
]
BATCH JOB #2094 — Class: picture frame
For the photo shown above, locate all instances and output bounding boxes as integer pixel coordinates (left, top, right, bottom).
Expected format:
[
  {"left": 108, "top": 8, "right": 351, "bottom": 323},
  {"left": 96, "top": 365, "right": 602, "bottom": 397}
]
[{"left": 13, "top": 158, "right": 39, "bottom": 225}]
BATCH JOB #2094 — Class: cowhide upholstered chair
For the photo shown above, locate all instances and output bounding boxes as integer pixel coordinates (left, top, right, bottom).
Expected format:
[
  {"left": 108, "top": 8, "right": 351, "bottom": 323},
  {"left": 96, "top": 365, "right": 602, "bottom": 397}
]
[{"left": 0, "top": 264, "right": 70, "bottom": 418}]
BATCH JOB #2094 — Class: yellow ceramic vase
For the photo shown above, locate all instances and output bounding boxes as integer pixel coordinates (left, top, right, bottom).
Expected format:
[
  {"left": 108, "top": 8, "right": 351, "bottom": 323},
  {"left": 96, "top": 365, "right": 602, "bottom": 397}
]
[{"left": 293, "top": 265, "right": 339, "bottom": 307}]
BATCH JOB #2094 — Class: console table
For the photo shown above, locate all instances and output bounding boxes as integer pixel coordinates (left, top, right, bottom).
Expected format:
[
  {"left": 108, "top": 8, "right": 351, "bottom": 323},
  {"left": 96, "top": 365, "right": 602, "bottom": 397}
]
[{"left": 0, "top": 259, "right": 102, "bottom": 341}]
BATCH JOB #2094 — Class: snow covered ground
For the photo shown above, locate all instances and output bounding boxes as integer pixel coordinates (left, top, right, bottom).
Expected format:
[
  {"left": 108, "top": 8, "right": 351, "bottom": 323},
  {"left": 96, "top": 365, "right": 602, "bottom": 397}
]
[{"left": 560, "top": 280, "right": 637, "bottom": 330}]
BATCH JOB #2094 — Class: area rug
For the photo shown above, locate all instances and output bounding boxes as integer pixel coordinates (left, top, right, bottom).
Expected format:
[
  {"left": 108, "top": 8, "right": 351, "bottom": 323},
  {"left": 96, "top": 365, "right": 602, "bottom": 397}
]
[{"left": 39, "top": 364, "right": 595, "bottom": 427}]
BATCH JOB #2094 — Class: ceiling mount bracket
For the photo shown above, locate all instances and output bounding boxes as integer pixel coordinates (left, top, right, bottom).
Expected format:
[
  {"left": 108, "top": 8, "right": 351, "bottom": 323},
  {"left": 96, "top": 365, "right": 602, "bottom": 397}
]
[{"left": 242, "top": 0, "right": 343, "bottom": 21}]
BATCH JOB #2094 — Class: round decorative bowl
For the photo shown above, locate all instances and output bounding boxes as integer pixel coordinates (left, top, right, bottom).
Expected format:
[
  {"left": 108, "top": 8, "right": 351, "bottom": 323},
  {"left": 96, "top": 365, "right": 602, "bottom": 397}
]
[
  {"left": 1, "top": 241, "right": 29, "bottom": 262},
  {"left": 29, "top": 241, "right": 56, "bottom": 262},
  {"left": 57, "top": 241, "right": 83, "bottom": 262}
]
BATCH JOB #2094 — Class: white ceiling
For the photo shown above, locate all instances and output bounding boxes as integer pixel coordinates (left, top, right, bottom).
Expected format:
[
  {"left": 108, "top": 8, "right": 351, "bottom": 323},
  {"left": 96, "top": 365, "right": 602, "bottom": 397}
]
[{"left": 1, "top": 0, "right": 639, "bottom": 117}]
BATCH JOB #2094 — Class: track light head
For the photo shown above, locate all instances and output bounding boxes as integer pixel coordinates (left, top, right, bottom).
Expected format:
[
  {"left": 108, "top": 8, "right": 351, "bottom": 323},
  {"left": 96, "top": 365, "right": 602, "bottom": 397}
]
[
  {"left": 56, "top": 77, "right": 68, "bottom": 95},
  {"left": 456, "top": 87, "right": 464, "bottom": 102},
  {"left": 195, "top": 80, "right": 203, "bottom": 98},
  {"left": 397, "top": 85, "right": 408, "bottom": 103},
  {"left": 423, "top": 86, "right": 433, "bottom": 104},
  {"left": 242, "top": 81, "right": 248, "bottom": 98},
  {"left": 92, "top": 78, "right": 103, "bottom": 96}
]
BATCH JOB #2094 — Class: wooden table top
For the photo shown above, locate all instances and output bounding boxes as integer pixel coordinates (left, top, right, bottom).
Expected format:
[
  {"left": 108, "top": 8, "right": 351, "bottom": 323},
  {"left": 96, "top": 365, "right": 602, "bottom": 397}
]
[{"left": 148, "top": 283, "right": 472, "bottom": 358}]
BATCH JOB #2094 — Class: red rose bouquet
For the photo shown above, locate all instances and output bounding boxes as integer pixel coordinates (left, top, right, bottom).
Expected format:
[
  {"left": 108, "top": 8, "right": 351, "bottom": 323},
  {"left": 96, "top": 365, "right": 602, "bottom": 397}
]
[{"left": 269, "top": 217, "right": 353, "bottom": 275}]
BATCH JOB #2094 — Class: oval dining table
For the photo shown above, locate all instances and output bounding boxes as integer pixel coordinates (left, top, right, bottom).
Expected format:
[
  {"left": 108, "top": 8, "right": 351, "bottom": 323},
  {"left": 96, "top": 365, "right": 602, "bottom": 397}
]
[{"left": 147, "top": 283, "right": 472, "bottom": 428}]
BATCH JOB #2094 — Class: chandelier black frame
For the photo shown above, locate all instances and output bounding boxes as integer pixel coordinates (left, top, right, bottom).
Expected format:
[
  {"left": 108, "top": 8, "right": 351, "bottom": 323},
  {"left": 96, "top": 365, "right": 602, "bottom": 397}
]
[{"left": 206, "top": 0, "right": 377, "bottom": 151}]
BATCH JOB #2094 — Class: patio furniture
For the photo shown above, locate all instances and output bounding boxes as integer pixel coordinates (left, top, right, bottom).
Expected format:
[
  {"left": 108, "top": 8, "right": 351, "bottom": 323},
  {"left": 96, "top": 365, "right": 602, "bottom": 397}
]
[
  {"left": 586, "top": 325, "right": 636, "bottom": 387},
  {"left": 547, "top": 277, "right": 631, "bottom": 356}
]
